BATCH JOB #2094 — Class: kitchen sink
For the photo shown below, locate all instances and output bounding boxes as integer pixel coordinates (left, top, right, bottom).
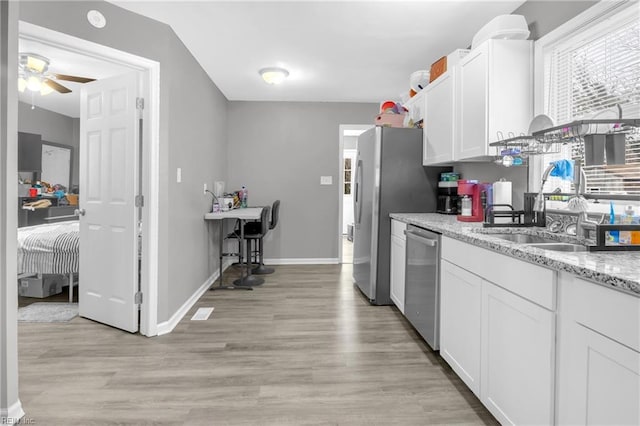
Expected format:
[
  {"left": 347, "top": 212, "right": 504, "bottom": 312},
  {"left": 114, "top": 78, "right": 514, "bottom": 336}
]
[
  {"left": 525, "top": 243, "right": 588, "bottom": 252},
  {"left": 491, "top": 234, "right": 559, "bottom": 244}
]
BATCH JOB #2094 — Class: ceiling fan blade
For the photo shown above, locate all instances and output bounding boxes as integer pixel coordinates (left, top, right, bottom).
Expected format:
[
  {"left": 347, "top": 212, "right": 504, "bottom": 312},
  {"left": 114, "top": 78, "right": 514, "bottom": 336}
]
[
  {"left": 43, "top": 78, "right": 72, "bottom": 94},
  {"left": 51, "top": 73, "right": 95, "bottom": 83}
]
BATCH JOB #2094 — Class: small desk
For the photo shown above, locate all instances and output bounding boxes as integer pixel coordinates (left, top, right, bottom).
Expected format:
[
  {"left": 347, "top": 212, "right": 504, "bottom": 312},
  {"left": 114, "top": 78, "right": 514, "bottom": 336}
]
[{"left": 204, "top": 207, "right": 265, "bottom": 290}]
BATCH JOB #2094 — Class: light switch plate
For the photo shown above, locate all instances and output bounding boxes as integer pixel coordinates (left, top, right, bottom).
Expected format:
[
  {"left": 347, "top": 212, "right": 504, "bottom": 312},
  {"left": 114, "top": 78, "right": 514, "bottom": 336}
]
[
  {"left": 320, "top": 176, "right": 332, "bottom": 185},
  {"left": 176, "top": 167, "right": 182, "bottom": 183}
]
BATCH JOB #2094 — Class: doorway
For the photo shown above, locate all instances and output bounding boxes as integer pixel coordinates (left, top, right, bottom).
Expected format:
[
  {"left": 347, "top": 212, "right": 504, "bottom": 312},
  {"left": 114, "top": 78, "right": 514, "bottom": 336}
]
[
  {"left": 16, "top": 21, "right": 160, "bottom": 335},
  {"left": 338, "top": 125, "right": 372, "bottom": 264}
]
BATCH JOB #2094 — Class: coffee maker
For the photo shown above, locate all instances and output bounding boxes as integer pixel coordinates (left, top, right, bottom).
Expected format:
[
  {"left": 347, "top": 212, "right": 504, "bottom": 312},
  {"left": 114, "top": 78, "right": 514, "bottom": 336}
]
[
  {"left": 457, "top": 180, "right": 491, "bottom": 222},
  {"left": 437, "top": 181, "right": 460, "bottom": 215}
]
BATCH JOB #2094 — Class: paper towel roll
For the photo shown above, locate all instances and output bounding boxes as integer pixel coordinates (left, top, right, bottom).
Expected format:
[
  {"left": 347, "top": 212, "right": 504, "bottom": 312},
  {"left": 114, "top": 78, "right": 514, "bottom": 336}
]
[{"left": 492, "top": 180, "right": 512, "bottom": 224}]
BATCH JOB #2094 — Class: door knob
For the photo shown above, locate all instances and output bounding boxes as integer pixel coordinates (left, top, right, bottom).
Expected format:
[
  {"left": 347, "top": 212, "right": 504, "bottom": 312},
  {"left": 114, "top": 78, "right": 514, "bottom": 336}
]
[{"left": 74, "top": 208, "right": 86, "bottom": 216}]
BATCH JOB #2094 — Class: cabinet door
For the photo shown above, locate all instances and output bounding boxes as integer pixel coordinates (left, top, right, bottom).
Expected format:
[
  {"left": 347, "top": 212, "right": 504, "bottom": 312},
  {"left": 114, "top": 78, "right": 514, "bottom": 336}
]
[
  {"left": 559, "top": 323, "right": 640, "bottom": 425},
  {"left": 423, "top": 71, "right": 454, "bottom": 165},
  {"left": 457, "top": 47, "right": 488, "bottom": 160},
  {"left": 440, "top": 259, "right": 482, "bottom": 396},
  {"left": 481, "top": 281, "right": 555, "bottom": 425},
  {"left": 389, "top": 233, "right": 406, "bottom": 314}
]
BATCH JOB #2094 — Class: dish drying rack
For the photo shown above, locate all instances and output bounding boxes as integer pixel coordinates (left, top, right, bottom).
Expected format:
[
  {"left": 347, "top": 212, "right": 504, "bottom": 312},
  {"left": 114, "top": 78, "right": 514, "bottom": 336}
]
[{"left": 490, "top": 118, "right": 640, "bottom": 164}]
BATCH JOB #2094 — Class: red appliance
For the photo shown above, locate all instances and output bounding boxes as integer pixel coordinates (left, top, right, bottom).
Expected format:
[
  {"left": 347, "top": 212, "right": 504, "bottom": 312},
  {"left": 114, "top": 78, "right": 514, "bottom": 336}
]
[{"left": 457, "top": 180, "right": 490, "bottom": 222}]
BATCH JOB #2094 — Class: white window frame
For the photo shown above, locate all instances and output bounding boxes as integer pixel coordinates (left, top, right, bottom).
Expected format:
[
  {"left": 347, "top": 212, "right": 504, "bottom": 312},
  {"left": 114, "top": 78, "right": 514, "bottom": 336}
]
[{"left": 530, "top": 0, "right": 640, "bottom": 193}]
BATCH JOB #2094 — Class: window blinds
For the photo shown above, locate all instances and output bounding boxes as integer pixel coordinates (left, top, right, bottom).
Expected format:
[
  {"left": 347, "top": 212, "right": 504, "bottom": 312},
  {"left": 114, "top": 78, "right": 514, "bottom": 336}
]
[{"left": 542, "top": 14, "right": 640, "bottom": 195}]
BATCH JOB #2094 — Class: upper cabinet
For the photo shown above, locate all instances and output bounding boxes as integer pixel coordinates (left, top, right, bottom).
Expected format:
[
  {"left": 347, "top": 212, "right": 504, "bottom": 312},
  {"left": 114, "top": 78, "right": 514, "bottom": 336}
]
[
  {"left": 422, "top": 39, "right": 533, "bottom": 165},
  {"left": 423, "top": 69, "right": 456, "bottom": 165},
  {"left": 457, "top": 39, "right": 533, "bottom": 160}
]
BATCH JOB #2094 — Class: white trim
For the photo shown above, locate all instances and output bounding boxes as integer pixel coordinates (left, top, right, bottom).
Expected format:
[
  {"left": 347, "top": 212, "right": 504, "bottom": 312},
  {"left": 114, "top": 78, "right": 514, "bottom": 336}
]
[
  {"left": 531, "top": 0, "right": 637, "bottom": 192},
  {"left": 0, "top": 401, "right": 25, "bottom": 423},
  {"left": 264, "top": 258, "right": 340, "bottom": 265},
  {"left": 156, "top": 259, "right": 234, "bottom": 336},
  {"left": 18, "top": 22, "right": 161, "bottom": 337},
  {"left": 338, "top": 124, "right": 371, "bottom": 264}
]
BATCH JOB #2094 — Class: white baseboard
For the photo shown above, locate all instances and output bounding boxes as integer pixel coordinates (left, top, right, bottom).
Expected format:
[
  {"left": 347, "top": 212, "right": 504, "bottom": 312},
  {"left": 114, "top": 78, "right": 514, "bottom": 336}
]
[
  {"left": 156, "top": 259, "right": 233, "bottom": 336},
  {"left": 1, "top": 400, "right": 25, "bottom": 423},
  {"left": 264, "top": 258, "right": 339, "bottom": 265}
]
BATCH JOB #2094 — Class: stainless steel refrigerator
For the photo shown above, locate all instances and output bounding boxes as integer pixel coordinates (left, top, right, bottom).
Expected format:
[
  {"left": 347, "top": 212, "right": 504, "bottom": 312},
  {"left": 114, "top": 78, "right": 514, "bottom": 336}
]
[{"left": 352, "top": 126, "right": 444, "bottom": 305}]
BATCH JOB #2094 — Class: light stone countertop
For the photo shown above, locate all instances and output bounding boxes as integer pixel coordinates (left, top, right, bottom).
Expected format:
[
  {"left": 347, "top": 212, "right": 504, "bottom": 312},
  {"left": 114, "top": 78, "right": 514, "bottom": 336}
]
[{"left": 390, "top": 213, "right": 640, "bottom": 297}]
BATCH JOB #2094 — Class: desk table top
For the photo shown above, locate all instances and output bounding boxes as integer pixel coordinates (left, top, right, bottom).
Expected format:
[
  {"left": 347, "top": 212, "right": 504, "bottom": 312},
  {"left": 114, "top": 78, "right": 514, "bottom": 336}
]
[{"left": 204, "top": 207, "right": 262, "bottom": 220}]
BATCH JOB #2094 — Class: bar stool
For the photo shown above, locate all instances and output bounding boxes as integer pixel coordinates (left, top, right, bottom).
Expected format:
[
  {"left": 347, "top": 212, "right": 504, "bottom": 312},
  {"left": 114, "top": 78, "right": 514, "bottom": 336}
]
[
  {"left": 225, "top": 205, "right": 270, "bottom": 286},
  {"left": 246, "top": 200, "right": 279, "bottom": 275}
]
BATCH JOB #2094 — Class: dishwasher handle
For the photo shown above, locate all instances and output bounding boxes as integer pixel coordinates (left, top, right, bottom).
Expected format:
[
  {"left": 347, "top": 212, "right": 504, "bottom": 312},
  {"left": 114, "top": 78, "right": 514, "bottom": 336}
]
[{"left": 404, "top": 230, "right": 438, "bottom": 247}]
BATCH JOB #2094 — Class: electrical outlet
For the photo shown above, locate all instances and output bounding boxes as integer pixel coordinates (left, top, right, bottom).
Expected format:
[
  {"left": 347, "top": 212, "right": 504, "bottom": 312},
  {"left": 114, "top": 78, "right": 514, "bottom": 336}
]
[
  {"left": 203, "top": 183, "right": 207, "bottom": 194},
  {"left": 320, "top": 176, "right": 333, "bottom": 185}
]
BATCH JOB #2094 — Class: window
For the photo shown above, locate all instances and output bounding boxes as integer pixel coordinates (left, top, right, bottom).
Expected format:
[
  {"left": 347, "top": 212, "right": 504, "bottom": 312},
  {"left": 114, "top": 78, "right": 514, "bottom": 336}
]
[
  {"left": 538, "top": 3, "right": 640, "bottom": 195},
  {"left": 344, "top": 157, "right": 352, "bottom": 195}
]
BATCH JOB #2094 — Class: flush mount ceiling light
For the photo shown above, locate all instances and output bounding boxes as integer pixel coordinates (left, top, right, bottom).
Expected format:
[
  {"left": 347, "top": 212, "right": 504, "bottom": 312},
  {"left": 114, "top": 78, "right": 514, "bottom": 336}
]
[
  {"left": 259, "top": 67, "right": 289, "bottom": 85},
  {"left": 87, "top": 10, "right": 107, "bottom": 29}
]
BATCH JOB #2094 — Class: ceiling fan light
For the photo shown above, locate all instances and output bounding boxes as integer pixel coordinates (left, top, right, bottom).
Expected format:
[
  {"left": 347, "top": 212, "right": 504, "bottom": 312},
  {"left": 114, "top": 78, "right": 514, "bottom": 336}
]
[
  {"left": 18, "top": 77, "right": 27, "bottom": 93},
  {"left": 26, "top": 55, "right": 48, "bottom": 73},
  {"left": 259, "top": 67, "right": 289, "bottom": 85},
  {"left": 26, "top": 75, "right": 42, "bottom": 92}
]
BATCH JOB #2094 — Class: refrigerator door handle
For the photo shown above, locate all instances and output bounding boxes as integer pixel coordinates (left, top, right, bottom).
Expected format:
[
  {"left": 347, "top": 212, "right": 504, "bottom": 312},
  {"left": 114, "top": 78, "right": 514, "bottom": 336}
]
[{"left": 355, "top": 159, "right": 363, "bottom": 224}]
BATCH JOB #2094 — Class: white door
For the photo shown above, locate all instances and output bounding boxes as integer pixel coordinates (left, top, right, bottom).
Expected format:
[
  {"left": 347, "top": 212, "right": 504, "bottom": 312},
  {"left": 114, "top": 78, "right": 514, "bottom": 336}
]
[{"left": 78, "top": 72, "right": 140, "bottom": 332}]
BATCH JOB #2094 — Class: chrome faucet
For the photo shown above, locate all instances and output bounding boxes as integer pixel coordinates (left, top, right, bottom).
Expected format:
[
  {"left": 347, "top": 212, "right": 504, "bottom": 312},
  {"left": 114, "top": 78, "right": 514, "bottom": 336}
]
[{"left": 533, "top": 163, "right": 557, "bottom": 213}]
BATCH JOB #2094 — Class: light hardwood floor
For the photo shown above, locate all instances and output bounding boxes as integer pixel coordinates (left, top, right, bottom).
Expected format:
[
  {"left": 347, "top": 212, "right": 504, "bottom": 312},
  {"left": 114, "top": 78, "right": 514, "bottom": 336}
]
[{"left": 18, "top": 264, "right": 497, "bottom": 425}]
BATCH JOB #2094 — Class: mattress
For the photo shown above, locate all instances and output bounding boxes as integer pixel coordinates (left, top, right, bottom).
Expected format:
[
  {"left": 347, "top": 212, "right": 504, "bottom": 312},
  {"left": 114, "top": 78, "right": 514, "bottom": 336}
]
[{"left": 17, "top": 220, "right": 79, "bottom": 275}]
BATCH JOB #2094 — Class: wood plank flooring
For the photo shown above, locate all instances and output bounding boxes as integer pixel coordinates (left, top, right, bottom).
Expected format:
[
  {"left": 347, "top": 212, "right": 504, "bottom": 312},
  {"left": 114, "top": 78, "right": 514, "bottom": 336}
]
[{"left": 18, "top": 264, "right": 498, "bottom": 425}]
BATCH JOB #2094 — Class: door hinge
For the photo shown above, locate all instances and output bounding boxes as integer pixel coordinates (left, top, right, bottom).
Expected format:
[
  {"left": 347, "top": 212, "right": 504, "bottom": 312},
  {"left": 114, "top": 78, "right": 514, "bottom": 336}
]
[
  {"left": 136, "top": 97, "right": 145, "bottom": 110},
  {"left": 135, "top": 195, "right": 144, "bottom": 207},
  {"left": 135, "top": 291, "right": 143, "bottom": 305}
]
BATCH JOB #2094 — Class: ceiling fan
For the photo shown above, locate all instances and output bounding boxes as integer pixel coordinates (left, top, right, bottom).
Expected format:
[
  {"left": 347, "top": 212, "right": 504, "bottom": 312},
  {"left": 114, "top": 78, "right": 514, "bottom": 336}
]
[{"left": 18, "top": 52, "right": 96, "bottom": 95}]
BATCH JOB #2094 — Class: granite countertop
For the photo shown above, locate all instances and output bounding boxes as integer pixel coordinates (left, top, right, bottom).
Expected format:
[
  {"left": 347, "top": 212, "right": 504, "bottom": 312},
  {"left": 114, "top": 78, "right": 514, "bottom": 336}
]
[{"left": 390, "top": 213, "right": 640, "bottom": 297}]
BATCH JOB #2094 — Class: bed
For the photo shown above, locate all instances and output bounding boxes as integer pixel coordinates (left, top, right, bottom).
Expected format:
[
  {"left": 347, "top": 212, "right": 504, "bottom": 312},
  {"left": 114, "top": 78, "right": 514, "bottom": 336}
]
[{"left": 17, "top": 220, "right": 79, "bottom": 302}]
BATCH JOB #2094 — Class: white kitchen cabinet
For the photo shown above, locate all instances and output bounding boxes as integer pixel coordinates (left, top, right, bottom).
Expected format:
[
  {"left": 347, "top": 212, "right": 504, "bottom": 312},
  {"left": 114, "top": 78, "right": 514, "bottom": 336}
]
[
  {"left": 456, "top": 39, "right": 533, "bottom": 160},
  {"left": 441, "top": 236, "right": 556, "bottom": 418},
  {"left": 423, "top": 70, "right": 456, "bottom": 165},
  {"left": 440, "top": 259, "right": 482, "bottom": 396},
  {"left": 389, "top": 219, "right": 407, "bottom": 313},
  {"left": 481, "top": 280, "right": 555, "bottom": 425},
  {"left": 557, "top": 273, "right": 640, "bottom": 425},
  {"left": 403, "top": 89, "right": 426, "bottom": 126}
]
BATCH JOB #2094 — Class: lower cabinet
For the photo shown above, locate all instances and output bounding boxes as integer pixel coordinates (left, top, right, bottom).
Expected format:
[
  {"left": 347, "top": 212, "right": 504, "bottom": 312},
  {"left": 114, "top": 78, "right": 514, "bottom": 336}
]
[
  {"left": 440, "top": 236, "right": 556, "bottom": 423},
  {"left": 389, "top": 219, "right": 407, "bottom": 313},
  {"left": 440, "top": 259, "right": 482, "bottom": 396},
  {"left": 481, "top": 281, "right": 555, "bottom": 425},
  {"left": 557, "top": 273, "right": 640, "bottom": 425}
]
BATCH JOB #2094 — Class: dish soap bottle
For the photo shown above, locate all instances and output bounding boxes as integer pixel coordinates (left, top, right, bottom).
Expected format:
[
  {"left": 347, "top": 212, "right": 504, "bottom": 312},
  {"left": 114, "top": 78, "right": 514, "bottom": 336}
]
[{"left": 620, "top": 205, "right": 637, "bottom": 245}]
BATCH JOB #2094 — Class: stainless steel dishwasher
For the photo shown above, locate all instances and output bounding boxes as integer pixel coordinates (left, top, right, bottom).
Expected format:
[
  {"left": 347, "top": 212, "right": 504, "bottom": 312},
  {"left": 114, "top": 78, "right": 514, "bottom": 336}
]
[{"left": 404, "top": 225, "right": 441, "bottom": 350}]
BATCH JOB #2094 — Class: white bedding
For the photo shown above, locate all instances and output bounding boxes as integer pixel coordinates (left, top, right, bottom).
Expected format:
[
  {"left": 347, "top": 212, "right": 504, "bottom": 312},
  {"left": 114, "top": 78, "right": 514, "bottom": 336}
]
[{"left": 17, "top": 221, "right": 79, "bottom": 275}]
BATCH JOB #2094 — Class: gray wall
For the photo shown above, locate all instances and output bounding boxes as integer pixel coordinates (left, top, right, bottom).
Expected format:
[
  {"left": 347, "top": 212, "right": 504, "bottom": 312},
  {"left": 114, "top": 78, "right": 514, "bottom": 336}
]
[
  {"left": 18, "top": 101, "right": 79, "bottom": 186},
  {"left": 20, "top": 1, "right": 229, "bottom": 322},
  {"left": 453, "top": 163, "right": 528, "bottom": 210},
  {"left": 227, "top": 101, "right": 378, "bottom": 260},
  {"left": 515, "top": 1, "right": 598, "bottom": 40}
]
